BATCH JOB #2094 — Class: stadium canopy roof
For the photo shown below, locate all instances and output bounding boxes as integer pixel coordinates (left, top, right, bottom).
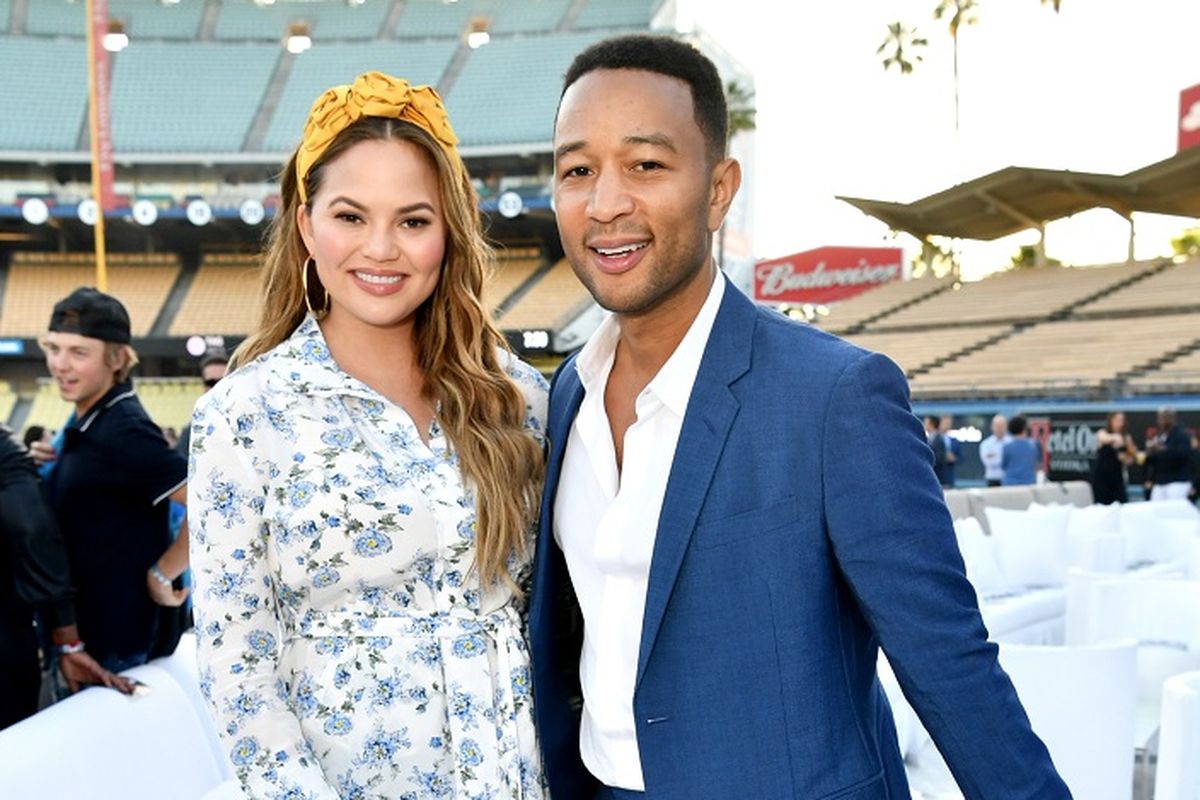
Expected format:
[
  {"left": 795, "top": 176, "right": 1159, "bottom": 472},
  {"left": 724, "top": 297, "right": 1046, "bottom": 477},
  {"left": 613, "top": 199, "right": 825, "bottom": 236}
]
[{"left": 837, "top": 145, "right": 1200, "bottom": 242}]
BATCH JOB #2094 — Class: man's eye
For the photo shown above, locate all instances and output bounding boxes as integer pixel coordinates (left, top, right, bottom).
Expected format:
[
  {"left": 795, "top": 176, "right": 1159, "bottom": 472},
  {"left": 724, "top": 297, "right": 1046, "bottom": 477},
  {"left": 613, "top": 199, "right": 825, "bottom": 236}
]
[{"left": 561, "top": 166, "right": 590, "bottom": 179}]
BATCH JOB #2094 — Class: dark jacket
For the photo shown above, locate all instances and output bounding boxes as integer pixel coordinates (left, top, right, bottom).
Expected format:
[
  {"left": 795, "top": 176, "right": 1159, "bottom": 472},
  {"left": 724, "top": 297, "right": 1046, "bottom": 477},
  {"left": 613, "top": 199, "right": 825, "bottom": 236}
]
[
  {"left": 0, "top": 426, "right": 75, "bottom": 628},
  {"left": 1149, "top": 426, "right": 1194, "bottom": 485}
]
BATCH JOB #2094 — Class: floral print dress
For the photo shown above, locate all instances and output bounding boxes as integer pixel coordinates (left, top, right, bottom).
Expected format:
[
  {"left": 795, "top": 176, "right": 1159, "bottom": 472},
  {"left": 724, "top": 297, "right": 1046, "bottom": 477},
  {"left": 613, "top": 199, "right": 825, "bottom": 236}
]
[{"left": 189, "top": 317, "right": 549, "bottom": 800}]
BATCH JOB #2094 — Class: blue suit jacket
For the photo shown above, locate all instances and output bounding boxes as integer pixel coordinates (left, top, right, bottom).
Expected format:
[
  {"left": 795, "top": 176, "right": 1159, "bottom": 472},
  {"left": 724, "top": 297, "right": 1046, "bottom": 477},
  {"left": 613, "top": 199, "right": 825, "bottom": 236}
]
[{"left": 528, "top": 284, "right": 1070, "bottom": 800}]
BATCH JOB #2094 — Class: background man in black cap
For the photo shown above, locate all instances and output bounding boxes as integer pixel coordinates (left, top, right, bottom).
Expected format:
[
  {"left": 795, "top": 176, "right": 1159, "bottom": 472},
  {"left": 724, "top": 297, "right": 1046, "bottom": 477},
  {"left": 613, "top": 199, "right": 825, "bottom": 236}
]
[{"left": 38, "top": 287, "right": 190, "bottom": 672}]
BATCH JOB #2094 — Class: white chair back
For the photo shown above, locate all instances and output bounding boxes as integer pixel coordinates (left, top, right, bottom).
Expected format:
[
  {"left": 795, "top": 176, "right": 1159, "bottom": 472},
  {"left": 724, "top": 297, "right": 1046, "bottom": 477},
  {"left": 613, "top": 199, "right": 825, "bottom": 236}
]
[
  {"left": 998, "top": 641, "right": 1138, "bottom": 800},
  {"left": 1154, "top": 669, "right": 1200, "bottom": 800}
]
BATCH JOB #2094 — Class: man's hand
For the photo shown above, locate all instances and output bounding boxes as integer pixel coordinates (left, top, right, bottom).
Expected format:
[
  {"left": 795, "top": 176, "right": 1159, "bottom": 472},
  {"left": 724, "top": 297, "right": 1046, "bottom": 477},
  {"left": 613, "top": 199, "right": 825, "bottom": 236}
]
[
  {"left": 58, "top": 650, "right": 135, "bottom": 695},
  {"left": 146, "top": 567, "right": 190, "bottom": 607},
  {"left": 28, "top": 440, "right": 56, "bottom": 466}
]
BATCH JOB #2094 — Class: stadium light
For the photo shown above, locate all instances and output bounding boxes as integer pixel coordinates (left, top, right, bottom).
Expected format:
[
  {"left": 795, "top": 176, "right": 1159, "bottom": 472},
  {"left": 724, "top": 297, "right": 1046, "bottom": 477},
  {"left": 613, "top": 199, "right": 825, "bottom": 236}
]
[
  {"left": 346, "top": 0, "right": 366, "bottom": 6},
  {"left": 466, "top": 17, "right": 490, "bottom": 49},
  {"left": 159, "top": 0, "right": 181, "bottom": 6},
  {"left": 103, "top": 19, "right": 128, "bottom": 52},
  {"left": 255, "top": 0, "right": 277, "bottom": 7},
  {"left": 285, "top": 22, "right": 312, "bottom": 54}
]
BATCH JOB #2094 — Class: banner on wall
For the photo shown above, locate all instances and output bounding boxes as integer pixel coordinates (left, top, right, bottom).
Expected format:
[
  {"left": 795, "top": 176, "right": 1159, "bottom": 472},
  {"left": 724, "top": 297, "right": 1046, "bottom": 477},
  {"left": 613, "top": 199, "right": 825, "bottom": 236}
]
[{"left": 753, "top": 246, "right": 903, "bottom": 305}]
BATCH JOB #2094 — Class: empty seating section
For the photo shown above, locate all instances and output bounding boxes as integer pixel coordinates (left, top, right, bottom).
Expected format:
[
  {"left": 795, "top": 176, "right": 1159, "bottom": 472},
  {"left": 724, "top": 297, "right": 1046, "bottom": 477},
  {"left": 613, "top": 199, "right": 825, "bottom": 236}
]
[
  {"left": 24, "top": 0, "right": 85, "bottom": 36},
  {"left": 1128, "top": 347, "right": 1200, "bottom": 392},
  {"left": 216, "top": 0, "right": 389, "bottom": 40},
  {"left": 111, "top": 42, "right": 278, "bottom": 152},
  {"left": 0, "top": 383, "right": 15, "bottom": 427},
  {"left": 447, "top": 31, "right": 611, "bottom": 146},
  {"left": 23, "top": 383, "right": 72, "bottom": 433},
  {"left": 260, "top": 41, "right": 457, "bottom": 152},
  {"left": 0, "top": 0, "right": 9, "bottom": 34},
  {"left": 170, "top": 254, "right": 262, "bottom": 337},
  {"left": 1, "top": 252, "right": 179, "bottom": 337},
  {"left": 0, "top": 39, "right": 86, "bottom": 151},
  {"left": 491, "top": 0, "right": 571, "bottom": 34},
  {"left": 877, "top": 261, "right": 1161, "bottom": 329},
  {"left": 816, "top": 277, "right": 950, "bottom": 333},
  {"left": 1075, "top": 259, "right": 1200, "bottom": 314},
  {"left": 845, "top": 325, "right": 1009, "bottom": 376},
  {"left": 483, "top": 248, "right": 542, "bottom": 312},
  {"left": 574, "top": 0, "right": 656, "bottom": 29},
  {"left": 110, "top": 0, "right": 205, "bottom": 39},
  {"left": 136, "top": 379, "right": 205, "bottom": 432},
  {"left": 911, "top": 314, "right": 1200, "bottom": 396},
  {"left": 495, "top": 258, "right": 589, "bottom": 330},
  {"left": 394, "top": 0, "right": 477, "bottom": 38}
]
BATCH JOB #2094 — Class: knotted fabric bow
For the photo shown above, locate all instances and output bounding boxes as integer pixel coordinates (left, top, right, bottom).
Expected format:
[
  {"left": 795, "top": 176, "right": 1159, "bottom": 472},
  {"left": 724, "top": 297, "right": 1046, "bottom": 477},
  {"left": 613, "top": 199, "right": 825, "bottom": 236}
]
[{"left": 296, "top": 71, "right": 461, "bottom": 202}]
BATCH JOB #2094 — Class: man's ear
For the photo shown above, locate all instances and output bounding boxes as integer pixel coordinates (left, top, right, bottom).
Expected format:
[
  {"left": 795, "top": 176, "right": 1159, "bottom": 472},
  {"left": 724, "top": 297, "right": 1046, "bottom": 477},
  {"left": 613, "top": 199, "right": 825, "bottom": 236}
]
[{"left": 707, "top": 157, "right": 742, "bottom": 234}]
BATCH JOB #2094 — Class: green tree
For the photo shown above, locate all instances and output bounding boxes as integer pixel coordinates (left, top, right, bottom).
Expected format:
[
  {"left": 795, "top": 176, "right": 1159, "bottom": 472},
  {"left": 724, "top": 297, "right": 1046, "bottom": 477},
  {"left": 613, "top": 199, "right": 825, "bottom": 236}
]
[
  {"left": 1171, "top": 224, "right": 1200, "bottom": 257},
  {"left": 726, "top": 80, "right": 757, "bottom": 137},
  {"left": 878, "top": 21, "right": 928, "bottom": 75}
]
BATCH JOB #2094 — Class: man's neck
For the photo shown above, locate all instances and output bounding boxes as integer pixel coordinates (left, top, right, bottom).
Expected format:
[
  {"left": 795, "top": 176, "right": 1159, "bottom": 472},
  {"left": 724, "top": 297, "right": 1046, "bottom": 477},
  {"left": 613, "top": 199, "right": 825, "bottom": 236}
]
[{"left": 612, "top": 263, "right": 716, "bottom": 383}]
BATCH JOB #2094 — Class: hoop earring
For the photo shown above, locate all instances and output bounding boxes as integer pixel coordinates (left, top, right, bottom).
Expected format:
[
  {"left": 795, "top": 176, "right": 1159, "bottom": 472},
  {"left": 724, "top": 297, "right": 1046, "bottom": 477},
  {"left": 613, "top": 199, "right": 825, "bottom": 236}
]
[{"left": 300, "top": 256, "right": 330, "bottom": 319}]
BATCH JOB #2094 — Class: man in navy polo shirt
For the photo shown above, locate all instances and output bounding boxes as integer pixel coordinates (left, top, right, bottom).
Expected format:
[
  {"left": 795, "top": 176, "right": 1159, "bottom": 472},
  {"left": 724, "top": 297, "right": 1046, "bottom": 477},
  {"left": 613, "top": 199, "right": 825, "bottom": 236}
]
[{"left": 39, "top": 287, "right": 189, "bottom": 672}]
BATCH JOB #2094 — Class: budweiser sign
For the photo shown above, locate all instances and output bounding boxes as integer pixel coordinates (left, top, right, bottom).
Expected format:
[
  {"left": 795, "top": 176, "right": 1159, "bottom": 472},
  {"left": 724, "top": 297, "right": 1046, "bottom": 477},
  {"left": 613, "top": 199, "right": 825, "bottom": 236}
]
[
  {"left": 1179, "top": 82, "right": 1200, "bottom": 152},
  {"left": 753, "top": 246, "right": 903, "bottom": 305}
]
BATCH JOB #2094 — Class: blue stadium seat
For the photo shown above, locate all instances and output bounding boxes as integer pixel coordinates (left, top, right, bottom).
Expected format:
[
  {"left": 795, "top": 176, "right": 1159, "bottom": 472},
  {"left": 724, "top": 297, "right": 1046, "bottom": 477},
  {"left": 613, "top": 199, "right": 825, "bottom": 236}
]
[
  {"left": 110, "top": 0, "right": 205, "bottom": 39},
  {"left": 447, "top": 31, "right": 614, "bottom": 147},
  {"left": 25, "top": 0, "right": 86, "bottom": 37},
  {"left": 491, "top": 0, "right": 571, "bottom": 35},
  {"left": 0, "top": 0, "right": 10, "bottom": 35},
  {"left": 393, "top": 0, "right": 478, "bottom": 39},
  {"left": 110, "top": 42, "right": 279, "bottom": 152},
  {"left": 215, "top": 0, "right": 390, "bottom": 41},
  {"left": 574, "top": 0, "right": 657, "bottom": 30},
  {"left": 260, "top": 40, "right": 458, "bottom": 153},
  {"left": 0, "top": 39, "right": 86, "bottom": 150}
]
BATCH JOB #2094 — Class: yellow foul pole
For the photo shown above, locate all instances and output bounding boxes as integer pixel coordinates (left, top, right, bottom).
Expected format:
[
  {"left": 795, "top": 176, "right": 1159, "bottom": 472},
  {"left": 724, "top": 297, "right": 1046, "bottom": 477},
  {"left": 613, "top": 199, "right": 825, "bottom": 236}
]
[{"left": 84, "top": 0, "right": 110, "bottom": 292}]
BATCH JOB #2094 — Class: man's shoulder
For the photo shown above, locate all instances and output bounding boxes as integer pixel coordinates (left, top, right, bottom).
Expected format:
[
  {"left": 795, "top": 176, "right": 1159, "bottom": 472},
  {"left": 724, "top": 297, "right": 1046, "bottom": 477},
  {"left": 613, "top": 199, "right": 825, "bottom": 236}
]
[{"left": 745, "top": 301, "right": 888, "bottom": 382}]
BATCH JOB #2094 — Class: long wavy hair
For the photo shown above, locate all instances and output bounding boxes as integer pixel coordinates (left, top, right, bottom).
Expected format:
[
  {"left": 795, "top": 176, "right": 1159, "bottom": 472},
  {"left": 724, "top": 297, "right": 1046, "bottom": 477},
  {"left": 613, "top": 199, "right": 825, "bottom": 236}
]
[{"left": 234, "top": 118, "right": 543, "bottom": 589}]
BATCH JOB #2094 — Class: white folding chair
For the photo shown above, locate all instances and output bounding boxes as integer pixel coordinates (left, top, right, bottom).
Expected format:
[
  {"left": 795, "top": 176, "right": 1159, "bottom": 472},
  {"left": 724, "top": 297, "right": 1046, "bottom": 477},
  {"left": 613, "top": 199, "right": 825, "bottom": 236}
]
[{"left": 1153, "top": 669, "right": 1200, "bottom": 800}]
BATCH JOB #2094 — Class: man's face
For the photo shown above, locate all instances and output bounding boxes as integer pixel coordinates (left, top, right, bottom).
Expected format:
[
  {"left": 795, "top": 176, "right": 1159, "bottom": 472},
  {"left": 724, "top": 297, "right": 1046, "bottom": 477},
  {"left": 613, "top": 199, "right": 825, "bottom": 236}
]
[
  {"left": 42, "top": 331, "right": 115, "bottom": 411},
  {"left": 201, "top": 362, "right": 227, "bottom": 392},
  {"left": 553, "top": 68, "right": 733, "bottom": 316},
  {"left": 992, "top": 416, "right": 1007, "bottom": 438}
]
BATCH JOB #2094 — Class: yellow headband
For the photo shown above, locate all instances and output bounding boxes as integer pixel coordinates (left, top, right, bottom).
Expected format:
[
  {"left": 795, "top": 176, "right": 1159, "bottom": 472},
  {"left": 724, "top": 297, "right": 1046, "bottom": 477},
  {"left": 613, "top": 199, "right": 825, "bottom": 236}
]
[{"left": 295, "top": 71, "right": 461, "bottom": 203}]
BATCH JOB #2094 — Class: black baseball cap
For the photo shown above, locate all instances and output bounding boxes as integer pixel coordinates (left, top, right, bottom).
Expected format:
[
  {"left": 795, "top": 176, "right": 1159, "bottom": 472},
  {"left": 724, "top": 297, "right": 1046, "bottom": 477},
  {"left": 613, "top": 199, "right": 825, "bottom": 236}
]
[{"left": 48, "top": 287, "right": 132, "bottom": 345}]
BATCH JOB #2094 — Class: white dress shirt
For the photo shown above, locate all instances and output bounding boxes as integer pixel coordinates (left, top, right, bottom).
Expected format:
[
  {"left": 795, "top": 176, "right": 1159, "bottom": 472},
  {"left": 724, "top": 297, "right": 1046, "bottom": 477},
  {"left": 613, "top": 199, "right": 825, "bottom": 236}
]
[
  {"left": 979, "top": 434, "right": 1010, "bottom": 482},
  {"left": 554, "top": 273, "right": 726, "bottom": 790}
]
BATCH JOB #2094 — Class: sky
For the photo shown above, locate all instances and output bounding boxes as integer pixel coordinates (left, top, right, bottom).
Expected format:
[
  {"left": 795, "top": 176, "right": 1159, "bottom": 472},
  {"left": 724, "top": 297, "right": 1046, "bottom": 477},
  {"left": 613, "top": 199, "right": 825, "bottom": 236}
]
[{"left": 681, "top": 0, "right": 1200, "bottom": 279}]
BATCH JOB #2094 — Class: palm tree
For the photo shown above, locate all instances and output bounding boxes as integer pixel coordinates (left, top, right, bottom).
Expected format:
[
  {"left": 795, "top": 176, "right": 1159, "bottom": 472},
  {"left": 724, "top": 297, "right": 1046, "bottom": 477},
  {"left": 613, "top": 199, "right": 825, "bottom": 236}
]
[
  {"left": 726, "top": 80, "right": 757, "bottom": 137},
  {"left": 934, "top": 0, "right": 979, "bottom": 138},
  {"left": 878, "top": 21, "right": 928, "bottom": 75}
]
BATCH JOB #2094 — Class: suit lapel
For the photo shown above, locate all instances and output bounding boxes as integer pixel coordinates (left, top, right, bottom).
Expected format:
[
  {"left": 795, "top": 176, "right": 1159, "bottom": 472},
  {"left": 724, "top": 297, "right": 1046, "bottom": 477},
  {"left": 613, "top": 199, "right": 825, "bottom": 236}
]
[{"left": 636, "top": 286, "right": 756, "bottom": 687}]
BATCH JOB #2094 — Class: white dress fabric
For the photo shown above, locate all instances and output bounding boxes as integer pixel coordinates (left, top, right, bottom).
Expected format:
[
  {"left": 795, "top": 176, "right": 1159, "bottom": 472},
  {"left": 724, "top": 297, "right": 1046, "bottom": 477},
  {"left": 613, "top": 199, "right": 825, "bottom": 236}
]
[{"left": 189, "top": 316, "right": 549, "bottom": 800}]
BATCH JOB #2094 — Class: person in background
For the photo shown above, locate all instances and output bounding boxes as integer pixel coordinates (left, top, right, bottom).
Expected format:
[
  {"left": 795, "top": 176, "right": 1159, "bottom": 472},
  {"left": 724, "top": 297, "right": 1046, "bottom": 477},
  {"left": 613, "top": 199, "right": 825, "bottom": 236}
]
[
  {"left": 174, "top": 352, "right": 228, "bottom": 458},
  {"left": 38, "top": 287, "right": 190, "bottom": 673},
  {"left": 979, "top": 414, "right": 1009, "bottom": 487},
  {"left": 1, "top": 424, "right": 133, "bottom": 729},
  {"left": 21, "top": 426, "right": 48, "bottom": 451},
  {"left": 1146, "top": 406, "right": 1194, "bottom": 501},
  {"left": 1091, "top": 411, "right": 1136, "bottom": 504},
  {"left": 1001, "top": 415, "right": 1042, "bottom": 486},
  {"left": 923, "top": 414, "right": 950, "bottom": 486},
  {"left": 938, "top": 415, "right": 960, "bottom": 488}
]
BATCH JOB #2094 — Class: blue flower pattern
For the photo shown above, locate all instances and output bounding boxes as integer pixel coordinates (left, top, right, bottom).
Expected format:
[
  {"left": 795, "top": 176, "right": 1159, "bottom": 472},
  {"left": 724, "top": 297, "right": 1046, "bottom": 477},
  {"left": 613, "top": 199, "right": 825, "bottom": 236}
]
[{"left": 190, "top": 317, "right": 548, "bottom": 799}]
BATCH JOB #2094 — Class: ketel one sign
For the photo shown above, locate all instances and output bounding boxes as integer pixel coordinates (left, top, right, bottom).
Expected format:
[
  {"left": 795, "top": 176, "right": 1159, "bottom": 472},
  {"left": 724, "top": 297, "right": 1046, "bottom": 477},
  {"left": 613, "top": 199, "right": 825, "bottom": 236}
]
[{"left": 753, "top": 246, "right": 903, "bottom": 305}]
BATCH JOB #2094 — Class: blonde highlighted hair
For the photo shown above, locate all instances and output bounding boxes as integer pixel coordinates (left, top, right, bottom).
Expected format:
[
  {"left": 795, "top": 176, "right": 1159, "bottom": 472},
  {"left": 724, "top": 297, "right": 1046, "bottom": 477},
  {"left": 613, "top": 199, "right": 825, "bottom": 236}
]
[{"left": 235, "top": 117, "right": 543, "bottom": 588}]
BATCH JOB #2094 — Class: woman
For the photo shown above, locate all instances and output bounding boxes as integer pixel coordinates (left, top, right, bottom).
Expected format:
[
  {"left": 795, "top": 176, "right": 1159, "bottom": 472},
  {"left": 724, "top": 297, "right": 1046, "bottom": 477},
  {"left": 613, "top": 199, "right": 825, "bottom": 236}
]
[
  {"left": 189, "top": 73, "right": 548, "bottom": 799},
  {"left": 1091, "top": 411, "right": 1136, "bottom": 504}
]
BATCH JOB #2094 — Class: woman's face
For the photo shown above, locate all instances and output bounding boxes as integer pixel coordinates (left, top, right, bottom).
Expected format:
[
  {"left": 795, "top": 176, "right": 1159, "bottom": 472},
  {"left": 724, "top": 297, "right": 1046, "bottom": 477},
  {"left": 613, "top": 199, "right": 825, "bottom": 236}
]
[
  {"left": 297, "top": 138, "right": 447, "bottom": 336},
  {"left": 1111, "top": 412, "right": 1125, "bottom": 432}
]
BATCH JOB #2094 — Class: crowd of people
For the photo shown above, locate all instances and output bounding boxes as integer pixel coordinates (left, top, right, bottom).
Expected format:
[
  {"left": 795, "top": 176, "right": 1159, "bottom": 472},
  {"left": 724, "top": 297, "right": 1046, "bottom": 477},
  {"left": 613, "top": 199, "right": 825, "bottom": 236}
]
[{"left": 3, "top": 31, "right": 1198, "bottom": 800}]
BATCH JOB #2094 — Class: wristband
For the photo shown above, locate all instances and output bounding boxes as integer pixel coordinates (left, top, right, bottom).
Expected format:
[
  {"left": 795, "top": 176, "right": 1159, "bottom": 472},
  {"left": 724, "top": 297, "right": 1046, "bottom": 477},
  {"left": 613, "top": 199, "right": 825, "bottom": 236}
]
[
  {"left": 149, "top": 564, "right": 172, "bottom": 587},
  {"left": 57, "top": 640, "right": 86, "bottom": 655}
]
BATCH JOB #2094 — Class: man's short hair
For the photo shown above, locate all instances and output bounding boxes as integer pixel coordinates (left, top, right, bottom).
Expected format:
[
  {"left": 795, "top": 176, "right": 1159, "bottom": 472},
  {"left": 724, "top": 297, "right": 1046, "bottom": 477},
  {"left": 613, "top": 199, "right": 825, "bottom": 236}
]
[
  {"left": 200, "top": 353, "right": 229, "bottom": 371},
  {"left": 925, "top": 415, "right": 941, "bottom": 427},
  {"left": 1008, "top": 416, "right": 1028, "bottom": 436},
  {"left": 561, "top": 34, "right": 728, "bottom": 161}
]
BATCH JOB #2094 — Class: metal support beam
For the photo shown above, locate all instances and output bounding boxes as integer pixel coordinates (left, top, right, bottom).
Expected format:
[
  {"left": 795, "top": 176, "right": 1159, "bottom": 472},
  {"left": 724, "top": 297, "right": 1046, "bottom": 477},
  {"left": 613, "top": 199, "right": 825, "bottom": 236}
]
[{"left": 975, "top": 189, "right": 1042, "bottom": 229}]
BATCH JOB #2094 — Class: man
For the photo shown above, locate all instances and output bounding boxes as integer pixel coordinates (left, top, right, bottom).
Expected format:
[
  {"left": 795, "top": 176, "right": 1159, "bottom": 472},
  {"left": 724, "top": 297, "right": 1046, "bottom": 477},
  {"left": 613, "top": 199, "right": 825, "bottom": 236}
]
[
  {"left": 1001, "top": 416, "right": 1041, "bottom": 486},
  {"left": 39, "top": 288, "right": 189, "bottom": 671},
  {"left": 923, "top": 415, "right": 950, "bottom": 487},
  {"left": 1146, "top": 406, "right": 1194, "bottom": 501},
  {"left": 939, "top": 415, "right": 960, "bottom": 488},
  {"left": 529, "top": 34, "right": 1068, "bottom": 800},
  {"left": 0, "top": 425, "right": 133, "bottom": 727},
  {"left": 173, "top": 352, "right": 228, "bottom": 458},
  {"left": 979, "top": 414, "right": 1009, "bottom": 487}
]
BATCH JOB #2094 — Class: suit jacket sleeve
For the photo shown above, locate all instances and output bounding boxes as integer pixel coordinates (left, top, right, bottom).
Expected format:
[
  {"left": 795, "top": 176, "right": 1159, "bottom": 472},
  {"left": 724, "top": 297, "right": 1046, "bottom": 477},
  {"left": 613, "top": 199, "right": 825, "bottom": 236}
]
[{"left": 821, "top": 353, "right": 1069, "bottom": 799}]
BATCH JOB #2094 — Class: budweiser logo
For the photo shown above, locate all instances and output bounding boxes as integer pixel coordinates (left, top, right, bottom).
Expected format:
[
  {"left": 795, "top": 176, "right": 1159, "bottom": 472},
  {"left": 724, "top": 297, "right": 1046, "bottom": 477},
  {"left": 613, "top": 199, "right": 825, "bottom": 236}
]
[{"left": 756, "top": 260, "right": 901, "bottom": 298}]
